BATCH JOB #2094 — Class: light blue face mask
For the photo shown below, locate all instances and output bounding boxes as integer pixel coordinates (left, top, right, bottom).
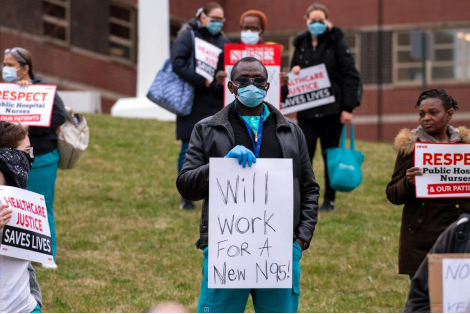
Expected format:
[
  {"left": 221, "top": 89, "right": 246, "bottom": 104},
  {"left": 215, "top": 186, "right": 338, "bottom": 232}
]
[
  {"left": 207, "top": 21, "right": 224, "bottom": 35},
  {"left": 241, "top": 30, "right": 260, "bottom": 45},
  {"left": 309, "top": 22, "right": 327, "bottom": 37},
  {"left": 2, "top": 66, "right": 21, "bottom": 83},
  {"left": 236, "top": 85, "right": 267, "bottom": 108}
]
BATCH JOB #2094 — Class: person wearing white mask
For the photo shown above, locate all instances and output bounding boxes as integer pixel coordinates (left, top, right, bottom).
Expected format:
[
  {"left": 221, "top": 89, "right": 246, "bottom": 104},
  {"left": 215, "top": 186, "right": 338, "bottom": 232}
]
[
  {"left": 2, "top": 47, "right": 66, "bottom": 269},
  {"left": 211, "top": 10, "right": 289, "bottom": 102}
]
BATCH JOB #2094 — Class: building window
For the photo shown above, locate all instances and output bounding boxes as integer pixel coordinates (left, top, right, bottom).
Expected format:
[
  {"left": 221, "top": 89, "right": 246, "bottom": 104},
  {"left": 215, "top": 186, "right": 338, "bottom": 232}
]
[
  {"left": 109, "top": 3, "right": 137, "bottom": 62},
  {"left": 393, "top": 28, "right": 470, "bottom": 84},
  {"left": 344, "top": 32, "right": 361, "bottom": 71},
  {"left": 42, "top": 0, "right": 70, "bottom": 44}
]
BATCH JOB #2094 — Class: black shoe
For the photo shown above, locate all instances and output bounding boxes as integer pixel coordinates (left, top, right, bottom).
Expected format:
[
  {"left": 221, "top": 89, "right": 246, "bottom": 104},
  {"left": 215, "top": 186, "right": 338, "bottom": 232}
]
[
  {"left": 319, "top": 200, "right": 335, "bottom": 212},
  {"left": 180, "top": 198, "right": 194, "bottom": 210}
]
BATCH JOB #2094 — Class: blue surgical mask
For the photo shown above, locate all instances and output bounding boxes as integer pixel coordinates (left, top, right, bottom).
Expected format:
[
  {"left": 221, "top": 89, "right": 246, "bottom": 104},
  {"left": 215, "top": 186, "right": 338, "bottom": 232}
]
[
  {"left": 2, "top": 66, "right": 21, "bottom": 83},
  {"left": 236, "top": 85, "right": 267, "bottom": 108},
  {"left": 207, "top": 21, "right": 224, "bottom": 35},
  {"left": 241, "top": 30, "right": 260, "bottom": 45},
  {"left": 309, "top": 22, "right": 327, "bottom": 37}
]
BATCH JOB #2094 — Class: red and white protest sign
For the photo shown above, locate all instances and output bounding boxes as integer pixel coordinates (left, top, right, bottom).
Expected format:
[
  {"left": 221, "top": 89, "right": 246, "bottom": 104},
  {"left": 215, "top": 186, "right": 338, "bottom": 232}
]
[
  {"left": 0, "top": 83, "right": 57, "bottom": 127},
  {"left": 415, "top": 143, "right": 470, "bottom": 198},
  {"left": 281, "top": 64, "right": 335, "bottom": 115},
  {"left": 224, "top": 44, "right": 282, "bottom": 110},
  {"left": 195, "top": 37, "right": 222, "bottom": 83},
  {"left": 0, "top": 186, "right": 54, "bottom": 265}
]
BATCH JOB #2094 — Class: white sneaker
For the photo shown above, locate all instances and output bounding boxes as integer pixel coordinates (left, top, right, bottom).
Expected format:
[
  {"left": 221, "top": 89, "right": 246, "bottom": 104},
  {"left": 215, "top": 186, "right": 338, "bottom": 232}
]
[{"left": 42, "top": 261, "right": 58, "bottom": 270}]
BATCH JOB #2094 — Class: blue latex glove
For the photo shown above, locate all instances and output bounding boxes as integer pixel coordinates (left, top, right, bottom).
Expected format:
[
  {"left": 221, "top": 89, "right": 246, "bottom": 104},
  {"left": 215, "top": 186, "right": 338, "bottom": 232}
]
[{"left": 225, "top": 145, "right": 257, "bottom": 168}]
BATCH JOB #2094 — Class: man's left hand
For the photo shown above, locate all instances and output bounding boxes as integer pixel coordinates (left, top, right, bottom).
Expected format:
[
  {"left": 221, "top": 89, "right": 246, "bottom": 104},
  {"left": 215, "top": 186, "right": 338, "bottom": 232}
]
[{"left": 295, "top": 238, "right": 307, "bottom": 250}]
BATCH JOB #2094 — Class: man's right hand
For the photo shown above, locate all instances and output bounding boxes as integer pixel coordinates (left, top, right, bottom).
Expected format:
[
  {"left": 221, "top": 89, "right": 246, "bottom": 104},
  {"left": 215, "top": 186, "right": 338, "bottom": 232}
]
[
  {"left": 0, "top": 204, "right": 13, "bottom": 229},
  {"left": 291, "top": 66, "right": 301, "bottom": 75},
  {"left": 225, "top": 145, "right": 256, "bottom": 168},
  {"left": 215, "top": 70, "right": 227, "bottom": 86}
]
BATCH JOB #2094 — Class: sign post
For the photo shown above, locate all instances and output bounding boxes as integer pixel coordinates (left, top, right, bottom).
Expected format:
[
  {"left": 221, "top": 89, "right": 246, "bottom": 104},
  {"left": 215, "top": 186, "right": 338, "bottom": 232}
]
[
  {"left": 224, "top": 44, "right": 282, "bottom": 110},
  {"left": 415, "top": 143, "right": 470, "bottom": 198},
  {"left": 0, "top": 186, "right": 54, "bottom": 265},
  {"left": 208, "top": 158, "right": 293, "bottom": 289}
]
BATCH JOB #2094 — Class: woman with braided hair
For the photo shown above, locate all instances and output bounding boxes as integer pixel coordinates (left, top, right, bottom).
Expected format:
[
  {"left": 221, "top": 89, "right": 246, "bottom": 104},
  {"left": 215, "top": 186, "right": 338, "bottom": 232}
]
[{"left": 386, "top": 89, "right": 470, "bottom": 280}]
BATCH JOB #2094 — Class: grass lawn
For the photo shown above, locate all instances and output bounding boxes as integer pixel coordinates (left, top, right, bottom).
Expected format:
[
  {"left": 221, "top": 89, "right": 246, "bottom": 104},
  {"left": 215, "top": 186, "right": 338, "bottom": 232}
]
[{"left": 35, "top": 113, "right": 410, "bottom": 312}]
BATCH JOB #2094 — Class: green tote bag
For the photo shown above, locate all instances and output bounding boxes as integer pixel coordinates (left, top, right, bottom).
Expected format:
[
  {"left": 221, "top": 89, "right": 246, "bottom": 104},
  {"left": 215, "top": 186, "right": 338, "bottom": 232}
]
[{"left": 324, "top": 124, "right": 364, "bottom": 192}]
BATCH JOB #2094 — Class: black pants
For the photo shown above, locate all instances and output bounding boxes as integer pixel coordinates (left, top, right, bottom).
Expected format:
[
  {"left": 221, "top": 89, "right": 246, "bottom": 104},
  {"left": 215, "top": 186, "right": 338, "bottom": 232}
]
[{"left": 298, "top": 115, "right": 343, "bottom": 201}]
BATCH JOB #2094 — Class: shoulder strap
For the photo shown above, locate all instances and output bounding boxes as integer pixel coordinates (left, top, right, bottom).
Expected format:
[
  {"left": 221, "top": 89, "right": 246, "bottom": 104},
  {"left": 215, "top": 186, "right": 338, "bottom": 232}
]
[
  {"left": 189, "top": 30, "right": 195, "bottom": 67},
  {"left": 453, "top": 214, "right": 470, "bottom": 253}
]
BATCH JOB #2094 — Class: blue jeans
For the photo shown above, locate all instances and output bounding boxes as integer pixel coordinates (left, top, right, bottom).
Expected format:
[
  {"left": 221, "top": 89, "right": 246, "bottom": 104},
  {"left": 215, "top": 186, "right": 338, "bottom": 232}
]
[
  {"left": 178, "top": 140, "right": 190, "bottom": 173},
  {"left": 197, "top": 242, "right": 302, "bottom": 313},
  {"left": 27, "top": 149, "right": 59, "bottom": 260}
]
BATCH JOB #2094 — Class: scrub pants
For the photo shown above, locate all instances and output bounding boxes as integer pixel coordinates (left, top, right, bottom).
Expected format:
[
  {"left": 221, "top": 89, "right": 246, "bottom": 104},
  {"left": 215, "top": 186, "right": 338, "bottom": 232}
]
[
  {"left": 197, "top": 242, "right": 302, "bottom": 313},
  {"left": 178, "top": 140, "right": 190, "bottom": 173},
  {"left": 27, "top": 149, "right": 59, "bottom": 260}
]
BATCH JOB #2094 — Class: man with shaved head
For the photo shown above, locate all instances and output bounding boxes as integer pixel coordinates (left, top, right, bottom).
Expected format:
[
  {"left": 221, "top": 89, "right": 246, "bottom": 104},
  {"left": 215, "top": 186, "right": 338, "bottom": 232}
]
[{"left": 177, "top": 57, "right": 319, "bottom": 313}]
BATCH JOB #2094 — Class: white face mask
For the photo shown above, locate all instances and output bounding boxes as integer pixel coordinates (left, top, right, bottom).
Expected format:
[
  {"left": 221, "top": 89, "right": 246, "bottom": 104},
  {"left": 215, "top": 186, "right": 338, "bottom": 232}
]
[{"left": 241, "top": 30, "right": 260, "bottom": 45}]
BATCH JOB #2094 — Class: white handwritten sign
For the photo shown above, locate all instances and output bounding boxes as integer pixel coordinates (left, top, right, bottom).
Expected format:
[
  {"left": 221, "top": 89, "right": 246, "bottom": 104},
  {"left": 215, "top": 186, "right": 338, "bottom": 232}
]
[
  {"left": 0, "top": 186, "right": 54, "bottom": 265},
  {"left": 195, "top": 37, "right": 222, "bottom": 83},
  {"left": 281, "top": 64, "right": 335, "bottom": 115},
  {"left": 415, "top": 143, "right": 470, "bottom": 198},
  {"left": 0, "top": 83, "right": 57, "bottom": 127},
  {"left": 208, "top": 158, "right": 293, "bottom": 288},
  {"left": 442, "top": 258, "right": 470, "bottom": 313}
]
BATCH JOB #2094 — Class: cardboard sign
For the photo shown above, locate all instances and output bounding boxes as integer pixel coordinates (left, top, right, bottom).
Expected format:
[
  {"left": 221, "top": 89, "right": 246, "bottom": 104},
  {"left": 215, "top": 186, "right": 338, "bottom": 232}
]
[
  {"left": 0, "top": 186, "right": 54, "bottom": 265},
  {"left": 429, "top": 254, "right": 470, "bottom": 313},
  {"left": 281, "top": 64, "right": 335, "bottom": 115},
  {"left": 208, "top": 158, "right": 293, "bottom": 289},
  {"left": 224, "top": 44, "right": 282, "bottom": 110},
  {"left": 415, "top": 143, "right": 470, "bottom": 198},
  {"left": 195, "top": 37, "right": 222, "bottom": 83},
  {"left": 0, "top": 83, "right": 57, "bottom": 127}
]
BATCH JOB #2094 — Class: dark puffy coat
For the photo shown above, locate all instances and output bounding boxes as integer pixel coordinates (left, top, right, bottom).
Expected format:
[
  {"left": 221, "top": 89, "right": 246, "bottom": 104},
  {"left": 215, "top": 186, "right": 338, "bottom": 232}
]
[
  {"left": 405, "top": 215, "right": 470, "bottom": 313},
  {"left": 290, "top": 27, "right": 361, "bottom": 120},
  {"left": 171, "top": 18, "right": 230, "bottom": 140},
  {"left": 29, "top": 77, "right": 67, "bottom": 156},
  {"left": 386, "top": 127, "right": 470, "bottom": 275},
  {"left": 176, "top": 102, "right": 320, "bottom": 250}
]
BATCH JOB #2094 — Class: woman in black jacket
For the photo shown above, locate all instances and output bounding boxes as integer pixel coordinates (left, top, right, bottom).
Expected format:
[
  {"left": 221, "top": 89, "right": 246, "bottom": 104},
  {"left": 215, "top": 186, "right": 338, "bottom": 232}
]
[
  {"left": 290, "top": 3, "right": 361, "bottom": 211},
  {"left": 2, "top": 47, "right": 66, "bottom": 269},
  {"left": 171, "top": 2, "right": 230, "bottom": 210}
]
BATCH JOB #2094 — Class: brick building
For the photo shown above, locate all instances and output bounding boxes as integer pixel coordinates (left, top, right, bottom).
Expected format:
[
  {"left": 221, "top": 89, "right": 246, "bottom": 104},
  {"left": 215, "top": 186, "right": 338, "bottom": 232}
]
[{"left": 1, "top": 0, "right": 470, "bottom": 141}]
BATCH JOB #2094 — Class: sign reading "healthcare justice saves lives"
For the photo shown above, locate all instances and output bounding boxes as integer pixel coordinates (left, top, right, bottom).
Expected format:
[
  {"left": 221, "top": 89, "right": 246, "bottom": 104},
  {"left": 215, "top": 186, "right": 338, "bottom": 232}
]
[
  {"left": 0, "top": 83, "right": 57, "bottom": 127},
  {"left": 415, "top": 143, "right": 470, "bottom": 198},
  {"left": 0, "top": 186, "right": 54, "bottom": 265}
]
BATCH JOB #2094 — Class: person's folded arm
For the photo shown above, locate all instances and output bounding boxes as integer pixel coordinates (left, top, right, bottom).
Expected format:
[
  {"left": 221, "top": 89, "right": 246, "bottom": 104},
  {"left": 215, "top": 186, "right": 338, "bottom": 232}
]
[{"left": 176, "top": 124, "right": 209, "bottom": 201}]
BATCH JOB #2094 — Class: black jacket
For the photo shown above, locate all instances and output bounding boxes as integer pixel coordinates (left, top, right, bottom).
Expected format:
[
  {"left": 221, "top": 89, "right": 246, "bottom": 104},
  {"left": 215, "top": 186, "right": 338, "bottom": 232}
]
[
  {"left": 291, "top": 27, "right": 361, "bottom": 120},
  {"left": 29, "top": 77, "right": 67, "bottom": 156},
  {"left": 176, "top": 102, "right": 320, "bottom": 250},
  {"left": 171, "top": 18, "right": 230, "bottom": 140},
  {"left": 405, "top": 215, "right": 470, "bottom": 313}
]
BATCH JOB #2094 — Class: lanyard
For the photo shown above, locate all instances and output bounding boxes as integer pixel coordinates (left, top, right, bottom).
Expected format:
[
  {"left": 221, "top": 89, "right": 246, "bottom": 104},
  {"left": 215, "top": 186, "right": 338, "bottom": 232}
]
[{"left": 237, "top": 107, "right": 264, "bottom": 158}]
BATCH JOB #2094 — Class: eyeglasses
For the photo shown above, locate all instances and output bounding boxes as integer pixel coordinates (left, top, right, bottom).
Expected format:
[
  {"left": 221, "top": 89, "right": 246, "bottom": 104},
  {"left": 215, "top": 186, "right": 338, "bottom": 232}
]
[
  {"left": 4, "top": 48, "right": 28, "bottom": 64},
  {"left": 232, "top": 77, "right": 268, "bottom": 88},
  {"left": 241, "top": 26, "right": 262, "bottom": 32},
  {"left": 203, "top": 12, "right": 226, "bottom": 23},
  {"left": 23, "top": 147, "right": 34, "bottom": 159}
]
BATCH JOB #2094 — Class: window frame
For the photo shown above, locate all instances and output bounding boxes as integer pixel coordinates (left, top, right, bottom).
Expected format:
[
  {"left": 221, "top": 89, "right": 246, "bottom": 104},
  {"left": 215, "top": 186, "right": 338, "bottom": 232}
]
[
  {"left": 42, "top": 0, "right": 71, "bottom": 46},
  {"left": 393, "top": 28, "right": 470, "bottom": 86},
  {"left": 108, "top": 1, "right": 137, "bottom": 64}
]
